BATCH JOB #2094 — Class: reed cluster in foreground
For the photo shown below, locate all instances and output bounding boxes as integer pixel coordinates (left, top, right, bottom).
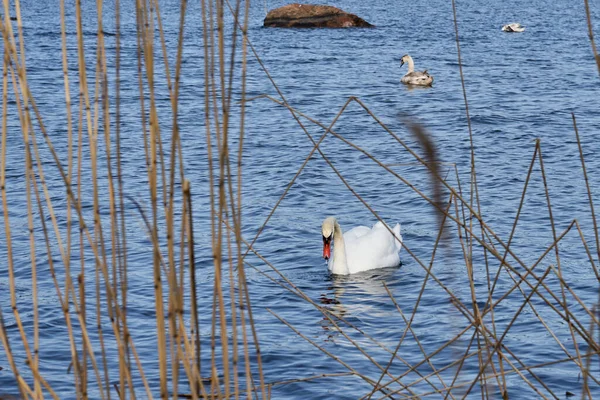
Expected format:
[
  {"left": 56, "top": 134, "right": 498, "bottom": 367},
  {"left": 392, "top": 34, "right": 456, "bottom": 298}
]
[{"left": 0, "top": 0, "right": 599, "bottom": 398}]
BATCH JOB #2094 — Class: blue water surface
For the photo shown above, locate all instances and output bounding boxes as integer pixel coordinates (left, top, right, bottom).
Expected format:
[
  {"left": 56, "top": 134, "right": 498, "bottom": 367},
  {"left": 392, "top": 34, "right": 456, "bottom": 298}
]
[{"left": 1, "top": 0, "right": 600, "bottom": 398}]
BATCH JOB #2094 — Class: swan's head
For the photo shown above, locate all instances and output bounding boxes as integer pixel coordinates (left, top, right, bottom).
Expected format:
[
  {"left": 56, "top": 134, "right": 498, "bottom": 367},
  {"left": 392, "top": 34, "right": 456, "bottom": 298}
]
[
  {"left": 400, "top": 54, "right": 410, "bottom": 68},
  {"left": 321, "top": 217, "right": 336, "bottom": 260}
]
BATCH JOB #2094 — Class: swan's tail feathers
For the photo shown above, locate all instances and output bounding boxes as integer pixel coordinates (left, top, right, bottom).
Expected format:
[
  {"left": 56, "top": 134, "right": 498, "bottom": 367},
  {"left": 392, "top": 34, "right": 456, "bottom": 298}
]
[{"left": 392, "top": 223, "right": 403, "bottom": 252}]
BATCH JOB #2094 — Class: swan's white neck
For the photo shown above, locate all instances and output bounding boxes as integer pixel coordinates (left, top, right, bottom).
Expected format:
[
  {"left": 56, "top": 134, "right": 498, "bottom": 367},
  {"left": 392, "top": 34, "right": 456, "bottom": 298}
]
[
  {"left": 405, "top": 56, "right": 415, "bottom": 74},
  {"left": 330, "top": 220, "right": 349, "bottom": 275}
]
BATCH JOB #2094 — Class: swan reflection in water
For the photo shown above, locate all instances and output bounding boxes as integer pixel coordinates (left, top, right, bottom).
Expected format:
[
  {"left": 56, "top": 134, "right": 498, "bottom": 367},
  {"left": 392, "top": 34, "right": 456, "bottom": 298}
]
[
  {"left": 404, "top": 84, "right": 433, "bottom": 92},
  {"left": 318, "top": 267, "right": 402, "bottom": 342}
]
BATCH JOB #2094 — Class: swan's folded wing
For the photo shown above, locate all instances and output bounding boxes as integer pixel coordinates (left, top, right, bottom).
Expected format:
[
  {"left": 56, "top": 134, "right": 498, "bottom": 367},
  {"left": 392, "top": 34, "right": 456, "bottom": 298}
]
[
  {"left": 377, "top": 222, "right": 402, "bottom": 253},
  {"left": 403, "top": 71, "right": 433, "bottom": 85},
  {"left": 415, "top": 73, "right": 432, "bottom": 85},
  {"left": 344, "top": 225, "right": 371, "bottom": 242},
  {"left": 392, "top": 223, "right": 403, "bottom": 252},
  {"left": 370, "top": 223, "right": 402, "bottom": 268},
  {"left": 361, "top": 223, "right": 401, "bottom": 264}
]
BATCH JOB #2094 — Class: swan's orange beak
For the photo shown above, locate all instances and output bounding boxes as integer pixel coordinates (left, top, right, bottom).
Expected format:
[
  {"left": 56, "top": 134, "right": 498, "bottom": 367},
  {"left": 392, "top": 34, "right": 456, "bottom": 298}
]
[
  {"left": 323, "top": 242, "right": 330, "bottom": 260},
  {"left": 322, "top": 235, "right": 331, "bottom": 260}
]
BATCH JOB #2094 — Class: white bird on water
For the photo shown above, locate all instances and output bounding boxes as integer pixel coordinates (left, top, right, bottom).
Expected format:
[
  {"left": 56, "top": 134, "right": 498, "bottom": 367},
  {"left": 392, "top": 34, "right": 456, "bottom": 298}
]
[
  {"left": 502, "top": 23, "right": 525, "bottom": 32},
  {"left": 399, "top": 54, "right": 434, "bottom": 86},
  {"left": 321, "top": 217, "right": 403, "bottom": 275}
]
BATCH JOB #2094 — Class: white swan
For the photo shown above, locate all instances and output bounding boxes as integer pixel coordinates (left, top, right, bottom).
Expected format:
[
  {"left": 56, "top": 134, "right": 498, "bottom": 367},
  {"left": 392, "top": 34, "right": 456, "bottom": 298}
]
[
  {"left": 400, "top": 54, "right": 433, "bottom": 86},
  {"left": 502, "top": 23, "right": 525, "bottom": 32},
  {"left": 321, "top": 217, "right": 403, "bottom": 275}
]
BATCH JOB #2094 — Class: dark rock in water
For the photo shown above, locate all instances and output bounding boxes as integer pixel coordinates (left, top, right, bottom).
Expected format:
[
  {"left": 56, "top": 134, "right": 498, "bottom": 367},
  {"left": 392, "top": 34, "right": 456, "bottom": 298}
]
[{"left": 263, "top": 4, "right": 374, "bottom": 28}]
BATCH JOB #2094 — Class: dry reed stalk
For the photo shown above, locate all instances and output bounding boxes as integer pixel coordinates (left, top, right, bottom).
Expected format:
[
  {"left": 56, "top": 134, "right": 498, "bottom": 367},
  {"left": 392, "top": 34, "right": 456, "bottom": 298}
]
[
  {"left": 267, "top": 372, "right": 354, "bottom": 388},
  {"left": 31, "top": 177, "right": 103, "bottom": 398},
  {"left": 486, "top": 142, "right": 539, "bottom": 303},
  {"left": 484, "top": 141, "right": 539, "bottom": 397},
  {"left": 383, "top": 283, "right": 454, "bottom": 396},
  {"left": 145, "top": 0, "right": 193, "bottom": 393},
  {"left": 451, "top": 184, "right": 501, "bottom": 398},
  {"left": 113, "top": 0, "right": 129, "bottom": 351},
  {"left": 95, "top": 0, "right": 134, "bottom": 394},
  {"left": 537, "top": 142, "right": 588, "bottom": 385},
  {"left": 184, "top": 180, "right": 206, "bottom": 399},
  {"left": 582, "top": 305, "right": 596, "bottom": 399},
  {"left": 31, "top": 90, "right": 100, "bottom": 399},
  {"left": 584, "top": 0, "right": 600, "bottom": 75},
  {"left": 0, "top": 0, "right": 599, "bottom": 398},
  {"left": 572, "top": 112, "right": 600, "bottom": 398},
  {"left": 572, "top": 113, "right": 600, "bottom": 273},
  {"left": 221, "top": 5, "right": 243, "bottom": 392},
  {"left": 235, "top": 0, "right": 256, "bottom": 397},
  {"left": 441, "top": 331, "right": 480, "bottom": 400},
  {"left": 146, "top": 8, "right": 169, "bottom": 399},
  {"left": 450, "top": 0, "right": 485, "bottom": 297},
  {"left": 204, "top": 0, "right": 231, "bottom": 394},
  {"left": 59, "top": 0, "right": 88, "bottom": 394},
  {"left": 0, "top": 48, "right": 27, "bottom": 400},
  {"left": 367, "top": 196, "right": 455, "bottom": 399},
  {"left": 574, "top": 221, "right": 600, "bottom": 282},
  {"left": 480, "top": 142, "right": 539, "bottom": 396},
  {"left": 218, "top": 1, "right": 248, "bottom": 395},
  {"left": 0, "top": 48, "right": 32, "bottom": 400},
  {"left": 1, "top": 17, "right": 48, "bottom": 400}
]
